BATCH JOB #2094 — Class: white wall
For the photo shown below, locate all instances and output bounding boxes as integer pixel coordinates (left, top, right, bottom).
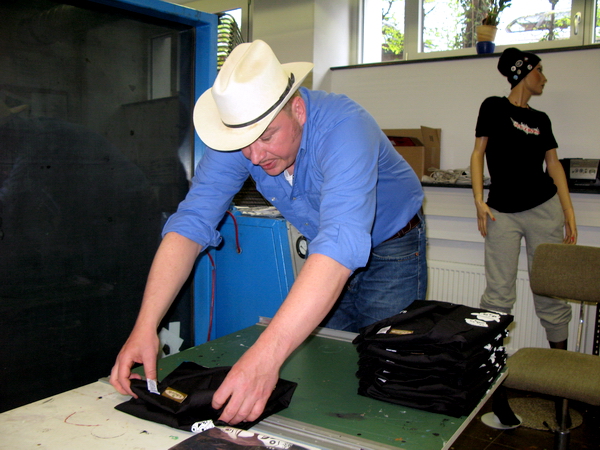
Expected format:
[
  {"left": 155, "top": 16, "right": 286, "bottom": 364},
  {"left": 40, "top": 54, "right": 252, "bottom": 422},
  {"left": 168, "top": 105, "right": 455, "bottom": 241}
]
[
  {"left": 172, "top": 0, "right": 357, "bottom": 91},
  {"left": 253, "top": 0, "right": 314, "bottom": 64},
  {"left": 249, "top": 0, "right": 357, "bottom": 91},
  {"left": 313, "top": 0, "right": 357, "bottom": 91},
  {"left": 330, "top": 47, "right": 600, "bottom": 172}
]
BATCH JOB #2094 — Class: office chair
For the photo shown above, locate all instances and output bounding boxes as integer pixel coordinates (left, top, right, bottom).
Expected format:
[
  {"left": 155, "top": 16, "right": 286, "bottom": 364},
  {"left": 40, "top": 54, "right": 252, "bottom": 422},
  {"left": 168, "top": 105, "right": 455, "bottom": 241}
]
[{"left": 503, "top": 243, "right": 600, "bottom": 450}]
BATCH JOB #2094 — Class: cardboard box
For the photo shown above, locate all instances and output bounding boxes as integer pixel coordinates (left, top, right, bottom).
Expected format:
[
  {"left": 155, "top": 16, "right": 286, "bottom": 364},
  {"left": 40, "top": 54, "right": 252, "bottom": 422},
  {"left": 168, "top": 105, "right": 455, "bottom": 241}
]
[{"left": 382, "top": 127, "right": 441, "bottom": 179}]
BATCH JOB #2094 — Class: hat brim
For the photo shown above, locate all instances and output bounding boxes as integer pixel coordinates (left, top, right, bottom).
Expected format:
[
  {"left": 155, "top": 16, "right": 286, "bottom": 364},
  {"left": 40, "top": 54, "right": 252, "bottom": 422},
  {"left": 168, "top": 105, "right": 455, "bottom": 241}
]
[{"left": 193, "top": 61, "right": 314, "bottom": 151}]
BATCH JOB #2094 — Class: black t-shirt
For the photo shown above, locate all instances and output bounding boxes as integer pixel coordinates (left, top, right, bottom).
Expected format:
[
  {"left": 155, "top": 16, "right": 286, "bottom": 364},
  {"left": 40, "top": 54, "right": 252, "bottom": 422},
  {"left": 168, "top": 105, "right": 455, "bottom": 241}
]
[{"left": 476, "top": 96, "right": 558, "bottom": 213}]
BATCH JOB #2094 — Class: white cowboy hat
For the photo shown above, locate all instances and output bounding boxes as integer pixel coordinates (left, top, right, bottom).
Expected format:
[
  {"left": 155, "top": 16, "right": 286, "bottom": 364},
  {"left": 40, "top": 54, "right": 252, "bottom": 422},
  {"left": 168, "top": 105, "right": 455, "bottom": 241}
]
[{"left": 193, "top": 39, "right": 313, "bottom": 151}]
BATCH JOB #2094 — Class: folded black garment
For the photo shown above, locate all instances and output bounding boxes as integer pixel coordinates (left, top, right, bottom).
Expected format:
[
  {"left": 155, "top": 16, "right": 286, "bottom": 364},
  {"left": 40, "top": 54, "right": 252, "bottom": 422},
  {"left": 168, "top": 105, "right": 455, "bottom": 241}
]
[
  {"left": 356, "top": 340, "right": 506, "bottom": 372},
  {"left": 358, "top": 370, "right": 498, "bottom": 417},
  {"left": 353, "top": 300, "right": 513, "bottom": 357},
  {"left": 358, "top": 364, "right": 498, "bottom": 398},
  {"left": 358, "top": 380, "right": 487, "bottom": 417},
  {"left": 356, "top": 351, "right": 505, "bottom": 389},
  {"left": 115, "top": 361, "right": 297, "bottom": 431}
]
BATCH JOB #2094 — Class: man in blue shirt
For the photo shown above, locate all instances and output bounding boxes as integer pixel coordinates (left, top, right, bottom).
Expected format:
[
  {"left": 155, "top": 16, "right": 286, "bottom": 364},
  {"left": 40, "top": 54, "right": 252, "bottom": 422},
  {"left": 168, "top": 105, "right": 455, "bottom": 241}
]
[{"left": 111, "top": 40, "right": 426, "bottom": 426}]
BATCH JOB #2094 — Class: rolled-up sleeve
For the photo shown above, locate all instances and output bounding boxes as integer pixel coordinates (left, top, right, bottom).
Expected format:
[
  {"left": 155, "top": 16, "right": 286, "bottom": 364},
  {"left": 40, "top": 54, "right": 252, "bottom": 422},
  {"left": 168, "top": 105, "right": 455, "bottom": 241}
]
[
  {"left": 162, "top": 149, "right": 249, "bottom": 248},
  {"left": 304, "top": 113, "right": 380, "bottom": 271}
]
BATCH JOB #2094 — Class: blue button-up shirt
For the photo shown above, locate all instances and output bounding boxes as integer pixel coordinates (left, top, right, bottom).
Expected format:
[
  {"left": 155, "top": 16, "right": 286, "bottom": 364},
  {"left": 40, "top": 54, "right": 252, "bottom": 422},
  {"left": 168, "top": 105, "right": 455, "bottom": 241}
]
[{"left": 163, "top": 88, "right": 423, "bottom": 272}]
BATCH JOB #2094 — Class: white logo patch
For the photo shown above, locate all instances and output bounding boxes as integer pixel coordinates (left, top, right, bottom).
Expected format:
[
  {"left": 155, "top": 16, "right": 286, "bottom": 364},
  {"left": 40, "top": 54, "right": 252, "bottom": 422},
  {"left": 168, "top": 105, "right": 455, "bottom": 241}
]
[
  {"left": 191, "top": 420, "right": 215, "bottom": 433},
  {"left": 471, "top": 312, "right": 502, "bottom": 323},
  {"left": 466, "top": 318, "right": 489, "bottom": 328}
]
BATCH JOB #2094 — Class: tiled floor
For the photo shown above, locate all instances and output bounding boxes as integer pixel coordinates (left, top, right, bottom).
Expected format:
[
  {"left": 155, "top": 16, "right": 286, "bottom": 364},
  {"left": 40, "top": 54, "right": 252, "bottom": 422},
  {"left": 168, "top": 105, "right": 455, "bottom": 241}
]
[{"left": 450, "top": 388, "right": 600, "bottom": 450}]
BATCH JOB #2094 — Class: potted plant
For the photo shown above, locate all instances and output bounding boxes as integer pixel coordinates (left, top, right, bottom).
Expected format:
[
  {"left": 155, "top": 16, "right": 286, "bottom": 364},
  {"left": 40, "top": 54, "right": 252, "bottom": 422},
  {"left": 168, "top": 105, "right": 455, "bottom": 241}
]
[{"left": 477, "top": 0, "right": 512, "bottom": 42}]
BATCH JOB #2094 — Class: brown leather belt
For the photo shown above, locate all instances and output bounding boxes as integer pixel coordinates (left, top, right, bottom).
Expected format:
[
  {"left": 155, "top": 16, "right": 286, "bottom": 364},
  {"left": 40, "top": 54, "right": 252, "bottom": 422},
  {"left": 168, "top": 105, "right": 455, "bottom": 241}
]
[{"left": 384, "top": 209, "right": 422, "bottom": 242}]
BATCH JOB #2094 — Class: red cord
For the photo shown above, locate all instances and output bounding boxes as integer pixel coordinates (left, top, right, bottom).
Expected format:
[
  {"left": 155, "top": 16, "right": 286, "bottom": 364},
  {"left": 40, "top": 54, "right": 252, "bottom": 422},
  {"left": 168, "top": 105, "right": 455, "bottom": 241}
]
[
  {"left": 206, "top": 211, "right": 241, "bottom": 342},
  {"left": 226, "top": 210, "right": 242, "bottom": 253}
]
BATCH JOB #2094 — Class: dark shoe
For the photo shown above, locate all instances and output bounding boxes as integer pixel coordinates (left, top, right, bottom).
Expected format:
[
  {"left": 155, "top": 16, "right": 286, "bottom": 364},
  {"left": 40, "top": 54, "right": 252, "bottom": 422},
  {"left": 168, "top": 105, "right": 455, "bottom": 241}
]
[
  {"left": 492, "top": 386, "right": 521, "bottom": 427},
  {"left": 549, "top": 339, "right": 568, "bottom": 350}
]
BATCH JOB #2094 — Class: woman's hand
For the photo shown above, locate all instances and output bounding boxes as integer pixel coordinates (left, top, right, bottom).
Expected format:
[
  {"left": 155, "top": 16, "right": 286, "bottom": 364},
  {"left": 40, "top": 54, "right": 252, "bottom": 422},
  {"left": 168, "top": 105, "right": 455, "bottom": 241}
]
[
  {"left": 475, "top": 199, "right": 495, "bottom": 238},
  {"left": 563, "top": 207, "right": 577, "bottom": 244}
]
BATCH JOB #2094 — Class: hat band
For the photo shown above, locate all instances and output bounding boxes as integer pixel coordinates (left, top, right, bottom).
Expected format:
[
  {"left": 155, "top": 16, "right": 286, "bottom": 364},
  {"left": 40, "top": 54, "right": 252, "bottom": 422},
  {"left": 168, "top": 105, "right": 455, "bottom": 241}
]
[{"left": 223, "top": 74, "right": 295, "bottom": 129}]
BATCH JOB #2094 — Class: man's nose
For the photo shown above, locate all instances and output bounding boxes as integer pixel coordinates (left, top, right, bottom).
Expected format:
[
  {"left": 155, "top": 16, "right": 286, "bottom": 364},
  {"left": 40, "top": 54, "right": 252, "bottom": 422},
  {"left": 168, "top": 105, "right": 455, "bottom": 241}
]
[{"left": 243, "top": 143, "right": 265, "bottom": 165}]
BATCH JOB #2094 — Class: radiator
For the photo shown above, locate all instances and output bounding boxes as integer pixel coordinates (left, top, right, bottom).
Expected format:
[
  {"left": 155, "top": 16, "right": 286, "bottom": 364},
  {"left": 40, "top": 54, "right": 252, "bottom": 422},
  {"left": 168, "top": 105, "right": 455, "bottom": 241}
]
[{"left": 426, "top": 260, "right": 588, "bottom": 355}]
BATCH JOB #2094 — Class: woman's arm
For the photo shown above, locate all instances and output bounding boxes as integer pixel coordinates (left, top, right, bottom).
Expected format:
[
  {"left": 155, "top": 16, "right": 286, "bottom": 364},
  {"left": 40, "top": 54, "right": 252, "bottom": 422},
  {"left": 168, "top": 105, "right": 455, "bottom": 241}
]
[
  {"left": 546, "top": 149, "right": 577, "bottom": 244},
  {"left": 470, "top": 136, "right": 494, "bottom": 237}
]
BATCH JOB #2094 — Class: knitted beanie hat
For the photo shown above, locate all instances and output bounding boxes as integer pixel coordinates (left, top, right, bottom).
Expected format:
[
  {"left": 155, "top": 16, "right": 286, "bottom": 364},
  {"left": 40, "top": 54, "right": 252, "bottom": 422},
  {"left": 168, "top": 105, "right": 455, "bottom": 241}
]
[{"left": 497, "top": 47, "right": 541, "bottom": 88}]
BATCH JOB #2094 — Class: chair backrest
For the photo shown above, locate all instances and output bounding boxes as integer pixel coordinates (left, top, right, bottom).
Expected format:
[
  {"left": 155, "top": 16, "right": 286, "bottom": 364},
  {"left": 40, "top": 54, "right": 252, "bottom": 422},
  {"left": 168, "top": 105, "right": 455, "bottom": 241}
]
[
  {"left": 531, "top": 243, "right": 600, "bottom": 305},
  {"left": 531, "top": 243, "right": 600, "bottom": 353}
]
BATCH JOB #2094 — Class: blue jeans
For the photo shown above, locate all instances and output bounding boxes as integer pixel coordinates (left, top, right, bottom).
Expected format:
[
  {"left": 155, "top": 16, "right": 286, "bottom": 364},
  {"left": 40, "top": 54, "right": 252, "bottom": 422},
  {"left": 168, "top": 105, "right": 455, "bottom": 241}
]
[{"left": 322, "top": 213, "right": 428, "bottom": 332}]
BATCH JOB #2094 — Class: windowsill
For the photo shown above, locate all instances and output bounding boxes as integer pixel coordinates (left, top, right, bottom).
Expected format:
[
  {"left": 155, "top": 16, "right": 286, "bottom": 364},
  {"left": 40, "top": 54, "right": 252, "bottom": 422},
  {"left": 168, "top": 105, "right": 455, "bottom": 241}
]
[
  {"left": 421, "top": 181, "right": 600, "bottom": 194},
  {"left": 331, "top": 44, "right": 600, "bottom": 71}
]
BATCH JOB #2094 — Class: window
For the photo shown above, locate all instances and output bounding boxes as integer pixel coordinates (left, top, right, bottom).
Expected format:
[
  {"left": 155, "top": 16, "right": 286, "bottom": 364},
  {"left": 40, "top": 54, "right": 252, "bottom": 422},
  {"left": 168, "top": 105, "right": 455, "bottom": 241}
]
[
  {"left": 173, "top": 0, "right": 251, "bottom": 41},
  {"left": 596, "top": 0, "right": 600, "bottom": 41},
  {"left": 362, "top": 0, "right": 598, "bottom": 63}
]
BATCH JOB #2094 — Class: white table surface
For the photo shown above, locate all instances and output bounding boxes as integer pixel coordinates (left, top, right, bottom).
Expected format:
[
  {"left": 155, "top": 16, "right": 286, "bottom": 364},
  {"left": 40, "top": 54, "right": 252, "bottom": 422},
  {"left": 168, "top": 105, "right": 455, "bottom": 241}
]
[{"left": 0, "top": 379, "right": 193, "bottom": 450}]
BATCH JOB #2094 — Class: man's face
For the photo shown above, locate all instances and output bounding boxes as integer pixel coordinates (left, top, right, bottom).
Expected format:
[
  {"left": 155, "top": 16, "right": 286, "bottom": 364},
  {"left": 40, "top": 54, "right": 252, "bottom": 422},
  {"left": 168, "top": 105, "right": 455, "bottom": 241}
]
[{"left": 241, "top": 96, "right": 306, "bottom": 176}]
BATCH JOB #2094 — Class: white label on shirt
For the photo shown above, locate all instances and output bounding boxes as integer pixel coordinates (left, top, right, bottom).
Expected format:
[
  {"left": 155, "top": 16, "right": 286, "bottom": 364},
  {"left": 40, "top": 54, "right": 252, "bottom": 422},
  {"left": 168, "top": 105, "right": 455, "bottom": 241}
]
[
  {"left": 146, "top": 378, "right": 160, "bottom": 395},
  {"left": 466, "top": 318, "right": 489, "bottom": 328}
]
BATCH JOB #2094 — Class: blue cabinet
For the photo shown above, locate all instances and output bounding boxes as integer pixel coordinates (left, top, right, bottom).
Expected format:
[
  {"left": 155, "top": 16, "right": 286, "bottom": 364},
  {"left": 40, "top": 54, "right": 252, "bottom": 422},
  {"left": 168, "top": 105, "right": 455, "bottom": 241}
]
[{"left": 193, "top": 212, "right": 298, "bottom": 344}]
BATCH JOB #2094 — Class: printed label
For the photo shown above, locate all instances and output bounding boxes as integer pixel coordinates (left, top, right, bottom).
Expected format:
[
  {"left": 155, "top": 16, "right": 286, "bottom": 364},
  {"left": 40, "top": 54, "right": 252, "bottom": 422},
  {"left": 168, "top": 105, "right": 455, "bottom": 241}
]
[
  {"left": 162, "top": 386, "right": 188, "bottom": 403},
  {"left": 389, "top": 328, "right": 414, "bottom": 336}
]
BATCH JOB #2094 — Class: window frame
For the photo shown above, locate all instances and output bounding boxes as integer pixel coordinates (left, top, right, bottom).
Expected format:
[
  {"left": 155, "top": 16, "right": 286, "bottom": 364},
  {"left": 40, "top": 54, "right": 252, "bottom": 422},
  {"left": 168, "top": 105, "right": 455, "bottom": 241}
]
[{"left": 173, "top": 0, "right": 252, "bottom": 42}]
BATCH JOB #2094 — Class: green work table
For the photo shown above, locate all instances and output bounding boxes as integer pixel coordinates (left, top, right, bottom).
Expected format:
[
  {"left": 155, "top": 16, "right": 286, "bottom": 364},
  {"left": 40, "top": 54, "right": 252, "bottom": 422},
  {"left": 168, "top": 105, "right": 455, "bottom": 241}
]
[{"left": 155, "top": 323, "right": 506, "bottom": 450}]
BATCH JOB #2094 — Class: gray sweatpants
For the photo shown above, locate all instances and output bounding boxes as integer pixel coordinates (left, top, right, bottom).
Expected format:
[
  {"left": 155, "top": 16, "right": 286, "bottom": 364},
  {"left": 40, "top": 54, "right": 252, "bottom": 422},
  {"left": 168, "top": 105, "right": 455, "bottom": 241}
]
[{"left": 480, "top": 194, "right": 571, "bottom": 343}]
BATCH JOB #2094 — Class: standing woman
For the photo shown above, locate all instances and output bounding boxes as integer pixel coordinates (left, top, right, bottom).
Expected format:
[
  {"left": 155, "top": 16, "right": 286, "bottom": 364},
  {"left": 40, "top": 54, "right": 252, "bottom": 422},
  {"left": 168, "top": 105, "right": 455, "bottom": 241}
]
[{"left": 470, "top": 48, "right": 577, "bottom": 350}]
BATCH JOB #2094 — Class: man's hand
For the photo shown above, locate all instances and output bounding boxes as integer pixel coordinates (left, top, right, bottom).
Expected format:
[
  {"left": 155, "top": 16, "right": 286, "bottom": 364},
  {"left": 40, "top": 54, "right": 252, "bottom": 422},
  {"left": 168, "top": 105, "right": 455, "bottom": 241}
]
[
  {"left": 110, "top": 232, "right": 202, "bottom": 398},
  {"left": 212, "top": 253, "right": 350, "bottom": 425},
  {"left": 212, "top": 343, "right": 280, "bottom": 425},
  {"left": 109, "top": 328, "right": 160, "bottom": 398}
]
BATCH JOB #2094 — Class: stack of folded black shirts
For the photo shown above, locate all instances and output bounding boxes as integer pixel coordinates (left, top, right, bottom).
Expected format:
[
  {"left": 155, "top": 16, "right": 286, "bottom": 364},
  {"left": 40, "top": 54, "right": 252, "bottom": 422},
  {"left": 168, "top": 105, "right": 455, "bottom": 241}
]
[{"left": 353, "top": 300, "right": 513, "bottom": 417}]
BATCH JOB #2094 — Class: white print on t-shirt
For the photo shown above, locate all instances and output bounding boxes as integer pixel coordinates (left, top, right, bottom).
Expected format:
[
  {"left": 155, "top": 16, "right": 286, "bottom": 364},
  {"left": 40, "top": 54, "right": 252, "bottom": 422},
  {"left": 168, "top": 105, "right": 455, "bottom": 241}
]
[
  {"left": 191, "top": 420, "right": 215, "bottom": 433},
  {"left": 511, "top": 117, "right": 540, "bottom": 135},
  {"left": 471, "top": 312, "right": 502, "bottom": 323}
]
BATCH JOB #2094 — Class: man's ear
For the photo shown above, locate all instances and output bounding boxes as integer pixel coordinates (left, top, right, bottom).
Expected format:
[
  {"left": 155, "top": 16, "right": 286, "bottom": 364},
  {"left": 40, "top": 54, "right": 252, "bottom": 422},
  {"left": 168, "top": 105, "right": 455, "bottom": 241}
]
[{"left": 291, "top": 96, "right": 307, "bottom": 126}]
